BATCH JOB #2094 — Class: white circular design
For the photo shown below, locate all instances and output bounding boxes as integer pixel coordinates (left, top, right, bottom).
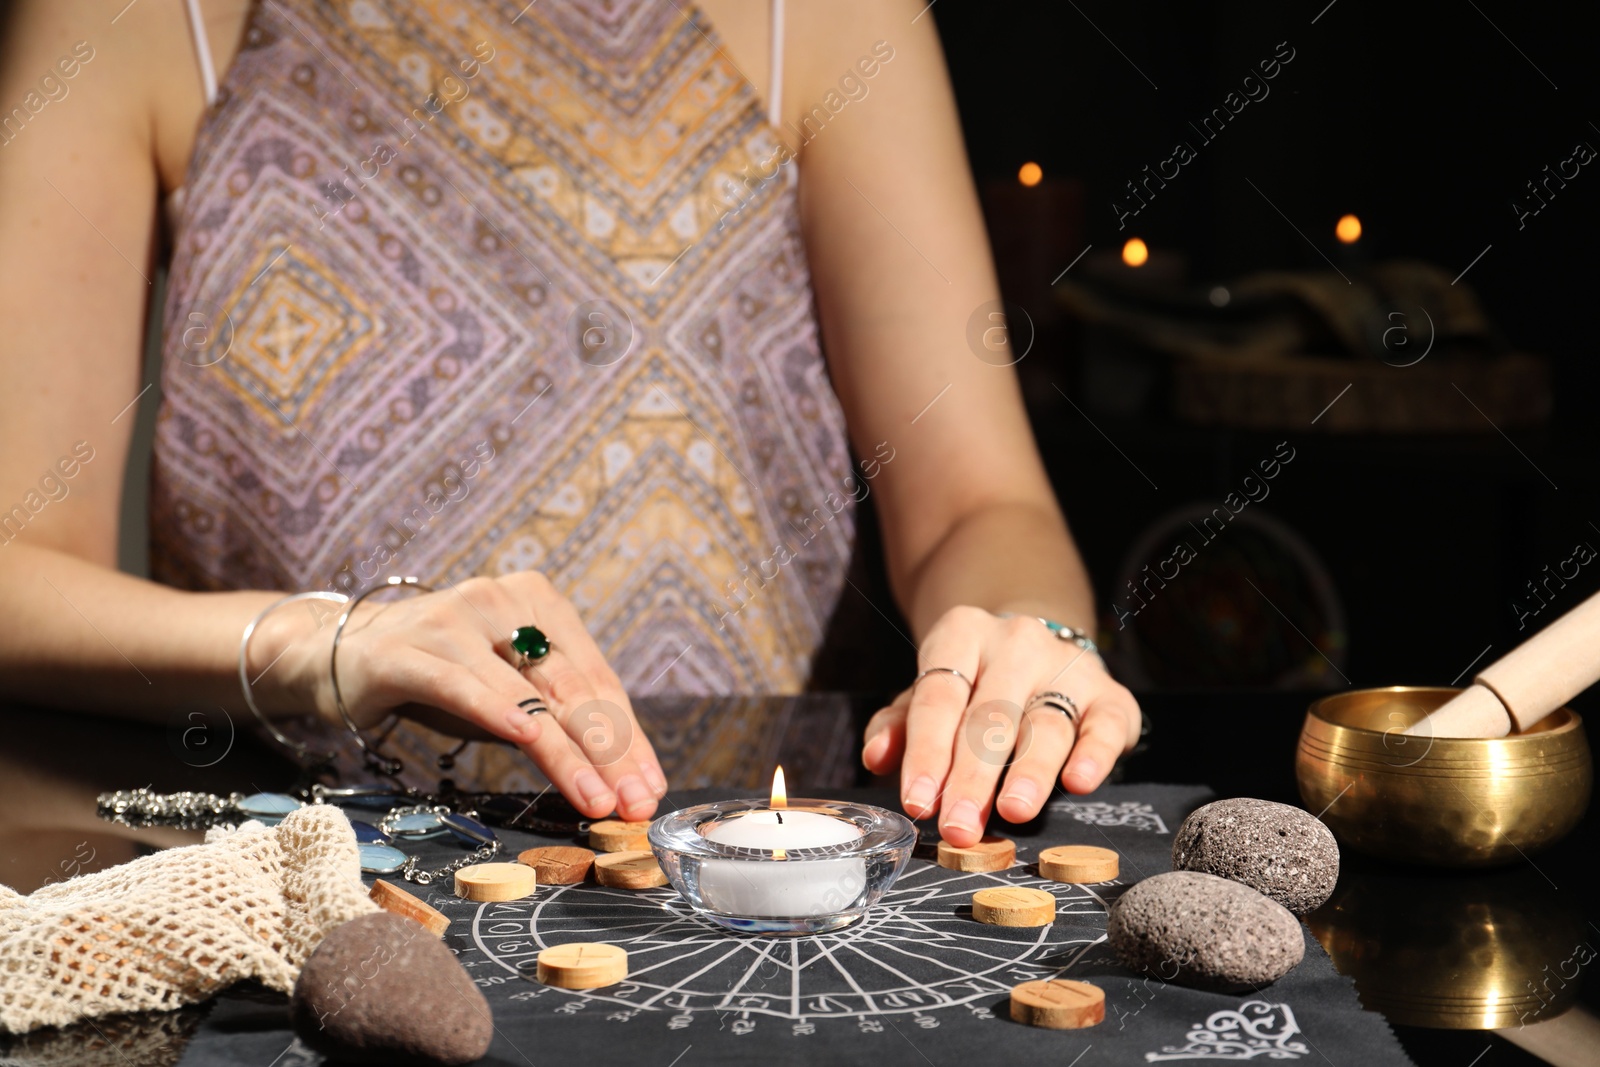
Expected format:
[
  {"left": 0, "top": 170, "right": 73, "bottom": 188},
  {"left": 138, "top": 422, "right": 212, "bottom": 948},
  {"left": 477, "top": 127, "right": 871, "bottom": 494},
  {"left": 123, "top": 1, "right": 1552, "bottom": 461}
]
[
  {"left": 466, "top": 862, "right": 1110, "bottom": 1029},
  {"left": 460, "top": 100, "right": 510, "bottom": 147}
]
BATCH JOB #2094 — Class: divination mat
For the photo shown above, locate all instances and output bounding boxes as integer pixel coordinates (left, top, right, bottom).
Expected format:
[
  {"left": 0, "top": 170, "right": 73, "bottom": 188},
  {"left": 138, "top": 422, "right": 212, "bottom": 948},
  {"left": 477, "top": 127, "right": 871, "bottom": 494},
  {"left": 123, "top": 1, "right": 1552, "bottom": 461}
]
[{"left": 168, "top": 785, "right": 1411, "bottom": 1067}]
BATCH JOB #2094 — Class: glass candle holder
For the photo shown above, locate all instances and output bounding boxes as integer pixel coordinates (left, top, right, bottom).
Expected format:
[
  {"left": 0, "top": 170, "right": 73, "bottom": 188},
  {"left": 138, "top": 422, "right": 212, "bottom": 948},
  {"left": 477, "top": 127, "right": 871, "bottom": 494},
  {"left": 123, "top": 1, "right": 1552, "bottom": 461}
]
[{"left": 649, "top": 798, "right": 917, "bottom": 935}]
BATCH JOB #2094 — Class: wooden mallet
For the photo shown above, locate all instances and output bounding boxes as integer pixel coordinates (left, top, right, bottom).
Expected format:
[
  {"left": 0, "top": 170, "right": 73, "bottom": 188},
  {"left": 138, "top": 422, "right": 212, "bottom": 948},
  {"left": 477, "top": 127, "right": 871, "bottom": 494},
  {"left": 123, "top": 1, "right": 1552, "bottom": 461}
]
[{"left": 1407, "top": 590, "right": 1600, "bottom": 738}]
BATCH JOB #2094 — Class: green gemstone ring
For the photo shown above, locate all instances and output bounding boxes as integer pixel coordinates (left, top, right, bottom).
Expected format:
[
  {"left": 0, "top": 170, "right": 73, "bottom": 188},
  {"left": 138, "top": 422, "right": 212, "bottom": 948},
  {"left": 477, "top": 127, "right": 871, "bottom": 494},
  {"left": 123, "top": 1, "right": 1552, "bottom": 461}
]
[{"left": 510, "top": 625, "right": 553, "bottom": 669}]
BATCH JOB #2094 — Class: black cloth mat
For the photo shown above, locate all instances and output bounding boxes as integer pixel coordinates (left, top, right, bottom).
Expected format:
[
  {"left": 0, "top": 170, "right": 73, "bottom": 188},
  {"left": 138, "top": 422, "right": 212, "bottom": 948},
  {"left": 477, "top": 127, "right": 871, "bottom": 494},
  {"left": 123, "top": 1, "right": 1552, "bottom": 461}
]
[{"left": 176, "top": 784, "right": 1413, "bottom": 1067}]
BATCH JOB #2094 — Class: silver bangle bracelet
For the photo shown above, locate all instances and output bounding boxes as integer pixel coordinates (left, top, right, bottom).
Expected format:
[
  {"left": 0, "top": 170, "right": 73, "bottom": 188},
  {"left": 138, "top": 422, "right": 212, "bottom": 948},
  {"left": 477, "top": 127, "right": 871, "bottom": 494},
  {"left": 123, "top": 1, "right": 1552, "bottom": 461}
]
[
  {"left": 330, "top": 576, "right": 435, "bottom": 777},
  {"left": 238, "top": 591, "right": 348, "bottom": 767}
]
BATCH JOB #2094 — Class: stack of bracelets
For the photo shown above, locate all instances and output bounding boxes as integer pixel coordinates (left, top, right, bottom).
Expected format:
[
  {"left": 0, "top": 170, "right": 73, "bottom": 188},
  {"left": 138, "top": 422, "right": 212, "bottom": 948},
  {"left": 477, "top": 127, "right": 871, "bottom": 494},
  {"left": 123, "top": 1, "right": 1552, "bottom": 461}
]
[{"left": 234, "top": 573, "right": 562, "bottom": 767}]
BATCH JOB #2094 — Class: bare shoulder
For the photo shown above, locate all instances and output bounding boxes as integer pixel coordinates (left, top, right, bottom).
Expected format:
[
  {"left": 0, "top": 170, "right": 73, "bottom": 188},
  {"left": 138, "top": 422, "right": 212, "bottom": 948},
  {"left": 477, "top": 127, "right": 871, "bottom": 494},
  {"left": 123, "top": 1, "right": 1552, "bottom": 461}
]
[
  {"left": 1, "top": 0, "right": 166, "bottom": 135},
  {"left": 780, "top": 0, "right": 946, "bottom": 138},
  {"left": 144, "top": 0, "right": 252, "bottom": 191},
  {"left": 0, "top": 0, "right": 192, "bottom": 562},
  {"left": 784, "top": 0, "right": 933, "bottom": 86},
  {"left": 0, "top": 0, "right": 249, "bottom": 192},
  {"left": 693, "top": 0, "right": 934, "bottom": 151}
]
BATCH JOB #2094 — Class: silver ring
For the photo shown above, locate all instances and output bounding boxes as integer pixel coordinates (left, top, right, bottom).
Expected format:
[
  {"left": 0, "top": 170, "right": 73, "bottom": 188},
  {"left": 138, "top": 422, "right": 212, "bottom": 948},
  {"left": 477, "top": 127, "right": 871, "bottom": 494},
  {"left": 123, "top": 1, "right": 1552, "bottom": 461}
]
[
  {"left": 507, "top": 625, "right": 554, "bottom": 671},
  {"left": 1027, "top": 690, "right": 1081, "bottom": 728},
  {"left": 913, "top": 666, "right": 973, "bottom": 691},
  {"left": 518, "top": 697, "right": 552, "bottom": 718}
]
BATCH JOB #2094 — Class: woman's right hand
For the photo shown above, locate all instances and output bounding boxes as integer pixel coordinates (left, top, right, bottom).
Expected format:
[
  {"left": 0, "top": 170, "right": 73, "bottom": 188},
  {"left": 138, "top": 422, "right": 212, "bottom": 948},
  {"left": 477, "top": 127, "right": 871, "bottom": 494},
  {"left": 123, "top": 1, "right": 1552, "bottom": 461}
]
[{"left": 251, "top": 572, "right": 667, "bottom": 822}]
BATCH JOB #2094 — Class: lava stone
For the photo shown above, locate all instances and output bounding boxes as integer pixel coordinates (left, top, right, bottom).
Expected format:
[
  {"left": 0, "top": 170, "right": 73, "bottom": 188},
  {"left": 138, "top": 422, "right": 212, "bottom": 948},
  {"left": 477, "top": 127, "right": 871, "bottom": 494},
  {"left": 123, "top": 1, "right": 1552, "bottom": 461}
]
[
  {"left": 1172, "top": 798, "right": 1340, "bottom": 915},
  {"left": 1107, "top": 871, "right": 1304, "bottom": 992},
  {"left": 290, "top": 912, "right": 492, "bottom": 1065}
]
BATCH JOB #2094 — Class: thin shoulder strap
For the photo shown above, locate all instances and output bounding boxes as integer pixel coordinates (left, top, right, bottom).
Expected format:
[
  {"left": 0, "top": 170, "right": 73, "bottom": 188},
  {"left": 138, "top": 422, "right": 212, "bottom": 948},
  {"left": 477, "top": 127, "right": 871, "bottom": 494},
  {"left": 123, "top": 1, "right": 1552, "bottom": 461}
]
[
  {"left": 768, "top": 0, "right": 785, "bottom": 128},
  {"left": 183, "top": 0, "right": 220, "bottom": 106}
]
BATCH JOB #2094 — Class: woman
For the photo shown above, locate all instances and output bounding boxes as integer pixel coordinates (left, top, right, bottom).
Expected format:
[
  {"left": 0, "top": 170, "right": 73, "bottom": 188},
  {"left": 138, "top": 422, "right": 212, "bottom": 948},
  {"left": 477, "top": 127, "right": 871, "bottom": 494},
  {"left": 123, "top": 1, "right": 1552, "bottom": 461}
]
[{"left": 0, "top": 0, "right": 1140, "bottom": 845}]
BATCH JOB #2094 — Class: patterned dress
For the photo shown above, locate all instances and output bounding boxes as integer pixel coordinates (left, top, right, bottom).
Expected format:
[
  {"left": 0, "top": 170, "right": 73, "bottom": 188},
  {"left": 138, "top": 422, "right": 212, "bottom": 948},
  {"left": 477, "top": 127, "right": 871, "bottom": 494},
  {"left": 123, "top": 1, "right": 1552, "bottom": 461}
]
[{"left": 151, "top": 0, "right": 857, "bottom": 786}]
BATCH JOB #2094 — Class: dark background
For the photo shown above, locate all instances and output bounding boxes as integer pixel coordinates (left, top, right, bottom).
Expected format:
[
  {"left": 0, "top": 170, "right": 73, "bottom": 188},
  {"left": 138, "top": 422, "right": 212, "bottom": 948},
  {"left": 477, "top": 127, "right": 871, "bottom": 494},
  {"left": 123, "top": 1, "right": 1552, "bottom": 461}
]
[
  {"left": 2, "top": 6, "right": 1594, "bottom": 1064},
  {"left": 5, "top": 0, "right": 1595, "bottom": 696},
  {"left": 894, "top": 0, "right": 1599, "bottom": 697}
]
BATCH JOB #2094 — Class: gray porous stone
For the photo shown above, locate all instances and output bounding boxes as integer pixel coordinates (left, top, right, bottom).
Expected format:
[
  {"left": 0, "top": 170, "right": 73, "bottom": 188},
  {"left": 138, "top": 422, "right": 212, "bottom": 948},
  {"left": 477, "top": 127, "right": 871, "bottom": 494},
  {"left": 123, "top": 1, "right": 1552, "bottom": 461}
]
[
  {"left": 1172, "top": 797, "right": 1340, "bottom": 915},
  {"left": 290, "top": 912, "right": 492, "bottom": 1066},
  {"left": 1107, "top": 871, "right": 1305, "bottom": 992}
]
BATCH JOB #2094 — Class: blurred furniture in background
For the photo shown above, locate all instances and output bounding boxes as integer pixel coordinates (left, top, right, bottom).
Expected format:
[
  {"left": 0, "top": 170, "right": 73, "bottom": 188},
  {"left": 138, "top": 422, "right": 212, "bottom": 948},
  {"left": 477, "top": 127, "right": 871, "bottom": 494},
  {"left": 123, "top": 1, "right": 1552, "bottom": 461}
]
[
  {"left": 975, "top": 171, "right": 1571, "bottom": 689},
  {"left": 1060, "top": 259, "right": 1550, "bottom": 432}
]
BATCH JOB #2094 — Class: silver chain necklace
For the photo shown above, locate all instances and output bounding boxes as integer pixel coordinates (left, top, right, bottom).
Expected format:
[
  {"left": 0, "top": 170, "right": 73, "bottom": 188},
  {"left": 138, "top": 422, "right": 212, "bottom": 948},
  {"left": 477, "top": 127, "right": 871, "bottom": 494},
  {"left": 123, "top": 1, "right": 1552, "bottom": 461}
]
[{"left": 97, "top": 786, "right": 512, "bottom": 886}]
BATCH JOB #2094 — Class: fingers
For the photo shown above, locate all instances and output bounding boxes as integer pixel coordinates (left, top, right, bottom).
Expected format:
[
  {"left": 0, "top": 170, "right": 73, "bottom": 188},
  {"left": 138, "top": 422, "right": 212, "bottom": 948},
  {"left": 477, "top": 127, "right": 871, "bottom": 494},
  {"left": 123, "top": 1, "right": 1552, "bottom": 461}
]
[
  {"left": 379, "top": 650, "right": 532, "bottom": 744},
  {"left": 525, "top": 673, "right": 665, "bottom": 822},
  {"left": 995, "top": 701, "right": 1078, "bottom": 823},
  {"left": 862, "top": 689, "right": 911, "bottom": 773},
  {"left": 933, "top": 696, "right": 1015, "bottom": 846},
  {"left": 937, "top": 617, "right": 1046, "bottom": 846},
  {"left": 495, "top": 574, "right": 666, "bottom": 821},
  {"left": 886, "top": 604, "right": 1144, "bottom": 831},
  {"left": 559, "top": 689, "right": 663, "bottom": 821},
  {"left": 326, "top": 573, "right": 670, "bottom": 822},
  {"left": 899, "top": 615, "right": 984, "bottom": 819},
  {"left": 1062, "top": 687, "right": 1138, "bottom": 793},
  {"left": 455, "top": 649, "right": 633, "bottom": 819}
]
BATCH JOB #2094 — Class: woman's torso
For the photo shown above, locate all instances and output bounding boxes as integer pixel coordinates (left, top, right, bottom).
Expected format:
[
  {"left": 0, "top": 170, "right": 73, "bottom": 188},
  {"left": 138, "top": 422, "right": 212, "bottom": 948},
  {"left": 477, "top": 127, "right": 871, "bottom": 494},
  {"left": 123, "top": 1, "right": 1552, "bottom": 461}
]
[{"left": 150, "top": 0, "right": 858, "bottom": 784}]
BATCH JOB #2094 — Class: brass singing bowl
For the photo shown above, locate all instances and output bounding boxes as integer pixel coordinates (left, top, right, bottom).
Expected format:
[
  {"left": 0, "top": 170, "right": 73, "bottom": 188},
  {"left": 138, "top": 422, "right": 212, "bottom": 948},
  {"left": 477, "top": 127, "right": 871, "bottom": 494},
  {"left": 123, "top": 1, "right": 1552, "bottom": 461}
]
[{"left": 1296, "top": 687, "right": 1591, "bottom": 866}]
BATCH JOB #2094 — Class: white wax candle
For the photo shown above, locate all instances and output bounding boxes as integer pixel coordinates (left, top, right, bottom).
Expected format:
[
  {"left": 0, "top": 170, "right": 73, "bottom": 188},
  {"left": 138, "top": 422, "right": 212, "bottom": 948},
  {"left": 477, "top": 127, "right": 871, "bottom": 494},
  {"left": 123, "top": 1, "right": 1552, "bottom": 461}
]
[{"left": 698, "top": 810, "right": 866, "bottom": 919}]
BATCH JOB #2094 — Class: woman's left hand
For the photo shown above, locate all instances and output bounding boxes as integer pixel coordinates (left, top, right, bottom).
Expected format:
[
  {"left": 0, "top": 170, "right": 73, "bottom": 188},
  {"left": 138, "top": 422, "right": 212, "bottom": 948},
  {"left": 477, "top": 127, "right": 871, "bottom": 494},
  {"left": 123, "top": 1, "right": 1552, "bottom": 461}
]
[{"left": 861, "top": 607, "right": 1142, "bottom": 846}]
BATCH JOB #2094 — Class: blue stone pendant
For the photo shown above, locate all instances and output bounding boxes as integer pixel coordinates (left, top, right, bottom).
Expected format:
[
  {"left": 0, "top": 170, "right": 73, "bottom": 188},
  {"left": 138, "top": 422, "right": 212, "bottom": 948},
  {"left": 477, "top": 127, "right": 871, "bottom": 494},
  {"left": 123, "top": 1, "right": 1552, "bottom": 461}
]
[
  {"left": 318, "top": 785, "right": 411, "bottom": 809},
  {"left": 236, "top": 792, "right": 302, "bottom": 824},
  {"left": 389, "top": 811, "right": 447, "bottom": 838},
  {"left": 350, "top": 820, "right": 392, "bottom": 845},
  {"left": 441, "top": 813, "right": 497, "bottom": 846},
  {"left": 359, "top": 843, "right": 408, "bottom": 875}
]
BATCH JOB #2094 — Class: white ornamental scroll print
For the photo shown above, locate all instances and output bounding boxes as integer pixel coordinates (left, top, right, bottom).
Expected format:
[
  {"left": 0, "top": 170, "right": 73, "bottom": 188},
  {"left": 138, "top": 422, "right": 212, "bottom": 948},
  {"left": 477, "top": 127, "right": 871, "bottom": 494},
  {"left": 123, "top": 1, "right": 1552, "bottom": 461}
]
[
  {"left": 1047, "top": 800, "right": 1169, "bottom": 834},
  {"left": 1145, "top": 1001, "right": 1308, "bottom": 1061}
]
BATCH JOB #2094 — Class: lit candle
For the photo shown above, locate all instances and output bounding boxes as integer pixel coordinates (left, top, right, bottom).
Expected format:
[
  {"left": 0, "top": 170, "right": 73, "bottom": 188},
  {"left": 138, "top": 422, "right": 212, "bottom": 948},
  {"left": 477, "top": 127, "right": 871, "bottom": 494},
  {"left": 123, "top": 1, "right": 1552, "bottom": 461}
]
[{"left": 696, "top": 767, "right": 867, "bottom": 919}]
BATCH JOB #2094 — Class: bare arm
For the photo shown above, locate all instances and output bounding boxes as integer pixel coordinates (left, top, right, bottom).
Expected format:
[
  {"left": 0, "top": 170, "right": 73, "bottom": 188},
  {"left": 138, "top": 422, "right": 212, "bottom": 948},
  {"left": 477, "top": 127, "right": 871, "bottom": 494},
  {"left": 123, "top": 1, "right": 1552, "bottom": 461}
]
[
  {"left": 0, "top": 0, "right": 260, "bottom": 715},
  {"left": 788, "top": 8, "right": 1091, "bottom": 639},
  {"left": 0, "top": 0, "right": 662, "bottom": 820},
  {"left": 786, "top": 0, "right": 1141, "bottom": 840}
]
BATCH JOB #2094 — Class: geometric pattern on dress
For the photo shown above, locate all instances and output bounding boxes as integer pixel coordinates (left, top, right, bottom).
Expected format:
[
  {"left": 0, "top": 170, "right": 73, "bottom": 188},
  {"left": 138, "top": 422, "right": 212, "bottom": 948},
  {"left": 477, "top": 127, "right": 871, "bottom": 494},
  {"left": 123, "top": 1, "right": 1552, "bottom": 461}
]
[{"left": 152, "top": 0, "right": 858, "bottom": 787}]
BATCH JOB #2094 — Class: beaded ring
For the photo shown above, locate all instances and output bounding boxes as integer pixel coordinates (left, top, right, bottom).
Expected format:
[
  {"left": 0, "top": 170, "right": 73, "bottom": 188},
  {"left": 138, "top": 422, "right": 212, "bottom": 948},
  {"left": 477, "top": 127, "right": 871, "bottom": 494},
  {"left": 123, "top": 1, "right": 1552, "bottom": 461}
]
[{"left": 1026, "top": 689, "right": 1082, "bottom": 729}]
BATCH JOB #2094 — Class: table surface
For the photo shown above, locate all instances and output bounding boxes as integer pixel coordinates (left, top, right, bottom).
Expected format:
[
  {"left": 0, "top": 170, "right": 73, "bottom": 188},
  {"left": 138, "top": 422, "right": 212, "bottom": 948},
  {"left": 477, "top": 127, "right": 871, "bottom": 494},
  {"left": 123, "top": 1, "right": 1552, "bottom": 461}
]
[{"left": 0, "top": 691, "right": 1593, "bottom": 1067}]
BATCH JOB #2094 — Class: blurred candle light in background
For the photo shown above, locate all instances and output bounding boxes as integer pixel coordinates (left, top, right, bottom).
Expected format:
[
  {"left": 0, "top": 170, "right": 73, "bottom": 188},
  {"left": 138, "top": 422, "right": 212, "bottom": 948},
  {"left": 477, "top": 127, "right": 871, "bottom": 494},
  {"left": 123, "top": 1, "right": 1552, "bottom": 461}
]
[
  {"left": 978, "top": 160, "right": 1083, "bottom": 404},
  {"left": 1085, "top": 235, "right": 1183, "bottom": 288},
  {"left": 1335, "top": 213, "right": 1362, "bottom": 244}
]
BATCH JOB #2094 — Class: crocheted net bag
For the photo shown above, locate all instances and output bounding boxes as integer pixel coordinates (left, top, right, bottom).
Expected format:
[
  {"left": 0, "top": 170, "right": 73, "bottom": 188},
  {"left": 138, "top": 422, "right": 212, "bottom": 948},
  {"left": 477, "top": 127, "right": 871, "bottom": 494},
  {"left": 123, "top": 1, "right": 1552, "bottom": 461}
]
[{"left": 0, "top": 804, "right": 376, "bottom": 1033}]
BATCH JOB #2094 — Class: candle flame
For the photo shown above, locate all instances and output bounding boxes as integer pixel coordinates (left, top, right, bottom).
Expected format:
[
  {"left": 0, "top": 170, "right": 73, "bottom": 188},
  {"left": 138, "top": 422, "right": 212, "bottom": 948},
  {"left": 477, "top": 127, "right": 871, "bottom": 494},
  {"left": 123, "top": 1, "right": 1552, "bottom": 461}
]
[
  {"left": 1122, "top": 237, "right": 1149, "bottom": 268},
  {"left": 1017, "top": 161, "right": 1043, "bottom": 187},
  {"left": 770, "top": 766, "right": 788, "bottom": 810},
  {"left": 1336, "top": 214, "right": 1361, "bottom": 244}
]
